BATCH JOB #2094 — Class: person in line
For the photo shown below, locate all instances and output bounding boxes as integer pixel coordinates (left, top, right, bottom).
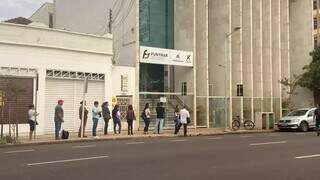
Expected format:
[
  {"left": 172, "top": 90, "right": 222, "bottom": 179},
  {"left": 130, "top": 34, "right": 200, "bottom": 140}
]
[
  {"left": 112, "top": 104, "right": 122, "bottom": 134},
  {"left": 102, "top": 101, "right": 111, "bottom": 135},
  {"left": 126, "top": 105, "right": 136, "bottom": 135},
  {"left": 155, "top": 102, "right": 165, "bottom": 134},
  {"left": 142, "top": 103, "right": 151, "bottom": 134},
  {"left": 28, "top": 104, "right": 38, "bottom": 140},
  {"left": 174, "top": 106, "right": 190, "bottom": 136},
  {"left": 174, "top": 105, "right": 180, "bottom": 131},
  {"left": 54, "top": 100, "right": 64, "bottom": 140},
  {"left": 92, "top": 101, "right": 101, "bottom": 138},
  {"left": 314, "top": 104, "right": 320, "bottom": 136},
  {"left": 78, "top": 101, "right": 88, "bottom": 138}
]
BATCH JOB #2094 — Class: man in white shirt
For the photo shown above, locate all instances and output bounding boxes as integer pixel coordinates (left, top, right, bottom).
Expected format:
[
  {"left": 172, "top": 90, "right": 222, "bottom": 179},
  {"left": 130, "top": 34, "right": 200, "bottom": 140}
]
[{"left": 174, "top": 106, "right": 190, "bottom": 136}]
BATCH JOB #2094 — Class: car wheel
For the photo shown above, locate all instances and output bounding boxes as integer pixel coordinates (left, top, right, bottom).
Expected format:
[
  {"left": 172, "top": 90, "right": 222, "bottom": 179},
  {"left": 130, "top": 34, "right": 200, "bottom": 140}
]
[{"left": 300, "top": 121, "right": 309, "bottom": 132}]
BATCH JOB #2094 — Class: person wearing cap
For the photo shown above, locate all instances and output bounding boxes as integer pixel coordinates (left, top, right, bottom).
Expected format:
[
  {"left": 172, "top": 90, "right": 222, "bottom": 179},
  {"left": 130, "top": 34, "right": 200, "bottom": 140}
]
[{"left": 54, "top": 100, "right": 64, "bottom": 140}]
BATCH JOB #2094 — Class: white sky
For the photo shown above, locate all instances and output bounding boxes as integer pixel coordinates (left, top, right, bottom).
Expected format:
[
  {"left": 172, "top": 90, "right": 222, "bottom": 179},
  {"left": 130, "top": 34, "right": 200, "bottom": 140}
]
[{"left": 0, "top": 0, "right": 53, "bottom": 21}]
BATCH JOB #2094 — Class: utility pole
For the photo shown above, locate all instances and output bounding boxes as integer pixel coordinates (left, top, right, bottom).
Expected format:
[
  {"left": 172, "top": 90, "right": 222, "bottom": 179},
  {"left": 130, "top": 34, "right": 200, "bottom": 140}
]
[{"left": 108, "top": 9, "right": 113, "bottom": 33}]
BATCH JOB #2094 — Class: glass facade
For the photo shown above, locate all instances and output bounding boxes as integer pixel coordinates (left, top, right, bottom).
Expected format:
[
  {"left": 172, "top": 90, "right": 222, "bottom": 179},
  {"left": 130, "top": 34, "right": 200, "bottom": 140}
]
[{"left": 139, "top": 0, "right": 174, "bottom": 92}]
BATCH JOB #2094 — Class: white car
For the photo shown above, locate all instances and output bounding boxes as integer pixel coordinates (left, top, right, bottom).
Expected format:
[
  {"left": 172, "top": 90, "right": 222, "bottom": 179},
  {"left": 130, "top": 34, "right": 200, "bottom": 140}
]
[{"left": 277, "top": 108, "right": 317, "bottom": 132}]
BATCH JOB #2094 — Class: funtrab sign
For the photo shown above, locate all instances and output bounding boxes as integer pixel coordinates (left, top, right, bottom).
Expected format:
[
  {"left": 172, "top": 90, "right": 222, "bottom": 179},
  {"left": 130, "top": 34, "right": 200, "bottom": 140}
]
[{"left": 140, "top": 46, "right": 193, "bottom": 67}]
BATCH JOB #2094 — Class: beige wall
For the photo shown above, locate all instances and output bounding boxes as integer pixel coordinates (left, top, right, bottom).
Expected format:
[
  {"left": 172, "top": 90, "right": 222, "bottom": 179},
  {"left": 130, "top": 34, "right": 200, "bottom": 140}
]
[{"left": 29, "top": 3, "right": 54, "bottom": 26}]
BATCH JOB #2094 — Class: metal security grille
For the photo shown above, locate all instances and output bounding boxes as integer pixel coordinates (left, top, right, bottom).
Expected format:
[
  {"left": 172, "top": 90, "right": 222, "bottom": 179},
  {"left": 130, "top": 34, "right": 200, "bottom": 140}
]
[
  {"left": 0, "top": 77, "right": 34, "bottom": 124},
  {"left": 46, "top": 69, "right": 105, "bottom": 81},
  {"left": 116, "top": 96, "right": 132, "bottom": 120}
]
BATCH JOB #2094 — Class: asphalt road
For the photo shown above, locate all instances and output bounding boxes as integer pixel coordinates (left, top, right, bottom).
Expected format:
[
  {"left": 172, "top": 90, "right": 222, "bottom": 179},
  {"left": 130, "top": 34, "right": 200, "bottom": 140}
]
[{"left": 1, "top": 132, "right": 320, "bottom": 180}]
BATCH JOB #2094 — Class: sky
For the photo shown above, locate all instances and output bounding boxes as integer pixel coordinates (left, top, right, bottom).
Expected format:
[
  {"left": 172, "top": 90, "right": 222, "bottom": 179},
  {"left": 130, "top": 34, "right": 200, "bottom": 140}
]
[{"left": 0, "top": 0, "right": 53, "bottom": 21}]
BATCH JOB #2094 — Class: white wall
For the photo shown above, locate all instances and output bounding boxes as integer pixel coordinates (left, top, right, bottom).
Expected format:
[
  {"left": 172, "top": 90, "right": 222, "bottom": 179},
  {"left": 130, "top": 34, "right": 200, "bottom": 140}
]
[
  {"left": 0, "top": 23, "right": 113, "bottom": 135},
  {"left": 111, "top": 66, "right": 135, "bottom": 97},
  {"left": 29, "top": 3, "right": 54, "bottom": 26}
]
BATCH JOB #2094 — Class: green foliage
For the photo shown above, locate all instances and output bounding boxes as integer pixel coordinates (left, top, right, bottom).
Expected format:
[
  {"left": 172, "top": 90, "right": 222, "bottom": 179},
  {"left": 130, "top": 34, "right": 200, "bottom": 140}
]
[{"left": 299, "top": 46, "right": 320, "bottom": 91}]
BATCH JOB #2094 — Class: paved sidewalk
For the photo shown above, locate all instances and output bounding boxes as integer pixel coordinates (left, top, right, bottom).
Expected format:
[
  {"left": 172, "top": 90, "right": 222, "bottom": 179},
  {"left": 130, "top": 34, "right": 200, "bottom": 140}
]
[{"left": 0, "top": 128, "right": 276, "bottom": 148}]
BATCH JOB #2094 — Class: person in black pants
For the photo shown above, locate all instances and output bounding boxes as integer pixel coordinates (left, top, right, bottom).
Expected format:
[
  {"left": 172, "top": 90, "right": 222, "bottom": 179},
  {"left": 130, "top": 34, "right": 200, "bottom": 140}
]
[
  {"left": 314, "top": 104, "right": 320, "bottom": 136},
  {"left": 78, "top": 101, "right": 88, "bottom": 137},
  {"left": 102, "top": 101, "right": 111, "bottom": 135},
  {"left": 126, "top": 105, "right": 136, "bottom": 135},
  {"left": 112, "top": 105, "right": 122, "bottom": 134},
  {"left": 143, "top": 103, "right": 151, "bottom": 134}
]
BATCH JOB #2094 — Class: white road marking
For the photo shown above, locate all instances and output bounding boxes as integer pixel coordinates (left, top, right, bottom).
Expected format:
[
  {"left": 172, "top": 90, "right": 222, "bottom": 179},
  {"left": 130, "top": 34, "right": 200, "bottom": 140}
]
[
  {"left": 3, "top": 149, "right": 35, "bottom": 154},
  {"left": 269, "top": 134, "right": 281, "bottom": 137},
  {"left": 208, "top": 137, "right": 223, "bottom": 140},
  {"left": 250, "top": 141, "right": 287, "bottom": 146},
  {"left": 27, "top": 155, "right": 109, "bottom": 166},
  {"left": 295, "top": 154, "right": 320, "bottom": 159},
  {"left": 126, "top": 142, "right": 145, "bottom": 145},
  {"left": 240, "top": 135, "right": 253, "bottom": 138},
  {"left": 72, "top": 145, "right": 96, "bottom": 149},
  {"left": 171, "top": 139, "right": 188, "bottom": 142},
  {"left": 294, "top": 133, "right": 307, "bottom": 135}
]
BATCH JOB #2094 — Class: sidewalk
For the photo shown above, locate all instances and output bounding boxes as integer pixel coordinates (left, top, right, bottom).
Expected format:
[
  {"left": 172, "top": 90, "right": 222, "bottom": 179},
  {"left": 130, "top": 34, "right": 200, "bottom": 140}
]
[{"left": 0, "top": 128, "right": 276, "bottom": 148}]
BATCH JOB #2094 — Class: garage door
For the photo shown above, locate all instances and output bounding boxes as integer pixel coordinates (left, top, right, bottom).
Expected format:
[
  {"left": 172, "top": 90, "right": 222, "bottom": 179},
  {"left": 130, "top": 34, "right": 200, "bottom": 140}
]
[{"left": 45, "top": 79, "right": 105, "bottom": 134}]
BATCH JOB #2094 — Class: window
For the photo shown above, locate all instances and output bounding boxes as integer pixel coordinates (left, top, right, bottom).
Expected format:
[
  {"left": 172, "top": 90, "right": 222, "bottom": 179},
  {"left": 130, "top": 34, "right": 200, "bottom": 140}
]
[
  {"left": 121, "top": 74, "right": 129, "bottom": 92},
  {"left": 314, "top": 0, "right": 318, "bottom": 10},
  {"left": 49, "top": 13, "right": 53, "bottom": 28},
  {"left": 314, "top": 36, "right": 318, "bottom": 49},
  {"left": 314, "top": 17, "right": 318, "bottom": 30}
]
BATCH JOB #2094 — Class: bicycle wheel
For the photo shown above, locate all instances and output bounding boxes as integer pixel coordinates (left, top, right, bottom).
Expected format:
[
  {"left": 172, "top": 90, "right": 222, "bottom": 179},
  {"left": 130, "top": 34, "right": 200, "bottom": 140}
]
[
  {"left": 244, "top": 120, "right": 255, "bottom": 130},
  {"left": 232, "top": 120, "right": 240, "bottom": 131}
]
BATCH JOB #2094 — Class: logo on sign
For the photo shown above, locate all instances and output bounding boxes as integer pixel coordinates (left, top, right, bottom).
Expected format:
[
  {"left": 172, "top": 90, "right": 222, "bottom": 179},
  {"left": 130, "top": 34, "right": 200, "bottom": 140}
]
[
  {"left": 142, "top": 50, "right": 150, "bottom": 59},
  {"left": 186, "top": 55, "right": 192, "bottom": 63}
]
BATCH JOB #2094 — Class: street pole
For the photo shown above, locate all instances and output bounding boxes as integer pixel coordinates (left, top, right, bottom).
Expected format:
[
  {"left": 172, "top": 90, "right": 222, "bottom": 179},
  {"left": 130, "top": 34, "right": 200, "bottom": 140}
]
[{"left": 81, "top": 77, "right": 88, "bottom": 138}]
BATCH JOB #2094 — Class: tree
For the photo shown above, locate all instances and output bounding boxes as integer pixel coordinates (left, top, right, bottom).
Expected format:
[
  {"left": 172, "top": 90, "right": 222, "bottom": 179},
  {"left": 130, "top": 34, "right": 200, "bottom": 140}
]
[
  {"left": 299, "top": 46, "right": 320, "bottom": 104},
  {"left": 279, "top": 74, "right": 301, "bottom": 110}
]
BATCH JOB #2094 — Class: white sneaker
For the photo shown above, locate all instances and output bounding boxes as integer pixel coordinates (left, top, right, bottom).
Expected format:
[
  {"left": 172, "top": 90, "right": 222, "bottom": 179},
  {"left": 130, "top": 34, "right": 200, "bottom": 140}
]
[{"left": 94, "top": 136, "right": 100, "bottom": 139}]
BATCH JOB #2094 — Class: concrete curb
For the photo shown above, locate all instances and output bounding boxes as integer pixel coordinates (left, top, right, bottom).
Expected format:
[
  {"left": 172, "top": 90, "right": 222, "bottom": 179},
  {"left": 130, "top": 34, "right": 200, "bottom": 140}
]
[{"left": 0, "top": 130, "right": 276, "bottom": 149}]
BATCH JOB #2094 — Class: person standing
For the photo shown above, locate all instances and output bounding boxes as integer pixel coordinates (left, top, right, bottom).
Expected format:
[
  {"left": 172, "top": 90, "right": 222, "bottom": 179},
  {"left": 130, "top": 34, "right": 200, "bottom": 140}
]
[
  {"left": 126, "top": 105, "right": 136, "bottom": 135},
  {"left": 78, "top": 101, "right": 88, "bottom": 137},
  {"left": 174, "top": 106, "right": 190, "bottom": 136},
  {"left": 155, "top": 102, "right": 165, "bottom": 134},
  {"left": 54, "top": 100, "right": 64, "bottom": 140},
  {"left": 142, "top": 103, "right": 151, "bottom": 134},
  {"left": 28, "top": 104, "right": 38, "bottom": 140},
  {"left": 174, "top": 105, "right": 180, "bottom": 131},
  {"left": 102, "top": 101, "right": 111, "bottom": 135},
  {"left": 314, "top": 104, "right": 320, "bottom": 136},
  {"left": 112, "top": 104, "right": 122, "bottom": 134},
  {"left": 92, "top": 101, "right": 100, "bottom": 138}
]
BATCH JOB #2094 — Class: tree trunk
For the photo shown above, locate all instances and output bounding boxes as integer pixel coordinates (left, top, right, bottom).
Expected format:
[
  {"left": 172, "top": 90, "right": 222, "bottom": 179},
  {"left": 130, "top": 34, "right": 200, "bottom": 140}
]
[{"left": 314, "top": 89, "right": 320, "bottom": 105}]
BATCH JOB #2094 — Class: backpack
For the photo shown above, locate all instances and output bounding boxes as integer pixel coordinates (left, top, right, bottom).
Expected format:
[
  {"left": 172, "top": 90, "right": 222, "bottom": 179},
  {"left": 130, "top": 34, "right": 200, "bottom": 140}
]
[
  {"left": 140, "top": 109, "right": 146, "bottom": 120},
  {"left": 61, "top": 130, "right": 69, "bottom": 139}
]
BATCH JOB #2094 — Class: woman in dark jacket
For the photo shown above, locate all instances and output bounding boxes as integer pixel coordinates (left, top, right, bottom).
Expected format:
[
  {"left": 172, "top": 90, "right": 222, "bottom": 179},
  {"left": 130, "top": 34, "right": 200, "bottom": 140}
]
[
  {"left": 102, "top": 101, "right": 111, "bottom": 135},
  {"left": 126, "top": 105, "right": 136, "bottom": 135},
  {"left": 112, "top": 104, "right": 122, "bottom": 134}
]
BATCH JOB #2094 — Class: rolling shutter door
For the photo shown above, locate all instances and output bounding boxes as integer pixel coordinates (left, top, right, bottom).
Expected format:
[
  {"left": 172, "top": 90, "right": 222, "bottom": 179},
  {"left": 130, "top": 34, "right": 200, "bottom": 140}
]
[{"left": 45, "top": 79, "right": 105, "bottom": 134}]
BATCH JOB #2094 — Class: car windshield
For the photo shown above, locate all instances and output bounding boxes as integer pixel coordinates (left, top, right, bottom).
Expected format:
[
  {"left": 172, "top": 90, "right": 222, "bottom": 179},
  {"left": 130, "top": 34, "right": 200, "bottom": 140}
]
[{"left": 287, "top": 110, "right": 308, "bottom": 117}]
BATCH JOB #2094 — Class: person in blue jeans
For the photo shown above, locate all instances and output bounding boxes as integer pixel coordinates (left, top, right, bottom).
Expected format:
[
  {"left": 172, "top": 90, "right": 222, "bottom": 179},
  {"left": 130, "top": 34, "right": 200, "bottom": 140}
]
[
  {"left": 92, "top": 101, "right": 101, "bottom": 138},
  {"left": 54, "top": 100, "right": 64, "bottom": 140},
  {"left": 112, "top": 104, "right": 122, "bottom": 134}
]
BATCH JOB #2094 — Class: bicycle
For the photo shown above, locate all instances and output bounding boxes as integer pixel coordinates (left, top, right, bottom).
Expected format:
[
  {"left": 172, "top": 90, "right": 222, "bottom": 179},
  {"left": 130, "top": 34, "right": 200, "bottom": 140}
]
[{"left": 232, "top": 116, "right": 255, "bottom": 131}]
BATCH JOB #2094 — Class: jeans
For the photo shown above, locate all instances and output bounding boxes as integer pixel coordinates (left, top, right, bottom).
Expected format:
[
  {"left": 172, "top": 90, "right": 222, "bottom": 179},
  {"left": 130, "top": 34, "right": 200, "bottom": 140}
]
[
  {"left": 127, "top": 119, "right": 134, "bottom": 135},
  {"left": 92, "top": 118, "right": 99, "bottom": 136},
  {"left": 54, "top": 121, "right": 62, "bottom": 139},
  {"left": 144, "top": 118, "right": 150, "bottom": 133},
  {"left": 104, "top": 118, "right": 110, "bottom": 135},
  {"left": 174, "top": 123, "right": 188, "bottom": 136},
  {"left": 154, "top": 118, "right": 164, "bottom": 134},
  {"left": 113, "top": 118, "right": 121, "bottom": 134}
]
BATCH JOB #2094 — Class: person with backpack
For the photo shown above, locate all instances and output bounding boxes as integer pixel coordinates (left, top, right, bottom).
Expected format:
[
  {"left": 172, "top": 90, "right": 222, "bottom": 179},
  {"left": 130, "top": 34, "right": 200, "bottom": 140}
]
[
  {"left": 92, "top": 101, "right": 101, "bottom": 138},
  {"left": 112, "top": 104, "right": 122, "bottom": 134},
  {"left": 174, "top": 105, "right": 190, "bottom": 136},
  {"left": 126, "top": 104, "right": 136, "bottom": 135},
  {"left": 155, "top": 102, "right": 165, "bottom": 134},
  {"left": 174, "top": 105, "right": 180, "bottom": 131},
  {"left": 78, "top": 101, "right": 88, "bottom": 137},
  {"left": 28, "top": 104, "right": 39, "bottom": 141},
  {"left": 142, "top": 103, "right": 151, "bottom": 134},
  {"left": 102, "top": 101, "right": 111, "bottom": 135},
  {"left": 54, "top": 100, "right": 64, "bottom": 140}
]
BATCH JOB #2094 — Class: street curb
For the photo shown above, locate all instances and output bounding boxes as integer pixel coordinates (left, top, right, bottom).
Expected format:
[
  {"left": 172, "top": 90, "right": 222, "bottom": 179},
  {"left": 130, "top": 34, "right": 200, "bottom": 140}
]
[{"left": 0, "top": 130, "right": 276, "bottom": 149}]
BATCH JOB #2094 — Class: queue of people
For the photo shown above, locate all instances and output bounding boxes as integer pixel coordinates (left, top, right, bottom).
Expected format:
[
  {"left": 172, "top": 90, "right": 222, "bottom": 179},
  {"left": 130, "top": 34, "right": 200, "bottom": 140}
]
[{"left": 27, "top": 100, "right": 191, "bottom": 140}]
